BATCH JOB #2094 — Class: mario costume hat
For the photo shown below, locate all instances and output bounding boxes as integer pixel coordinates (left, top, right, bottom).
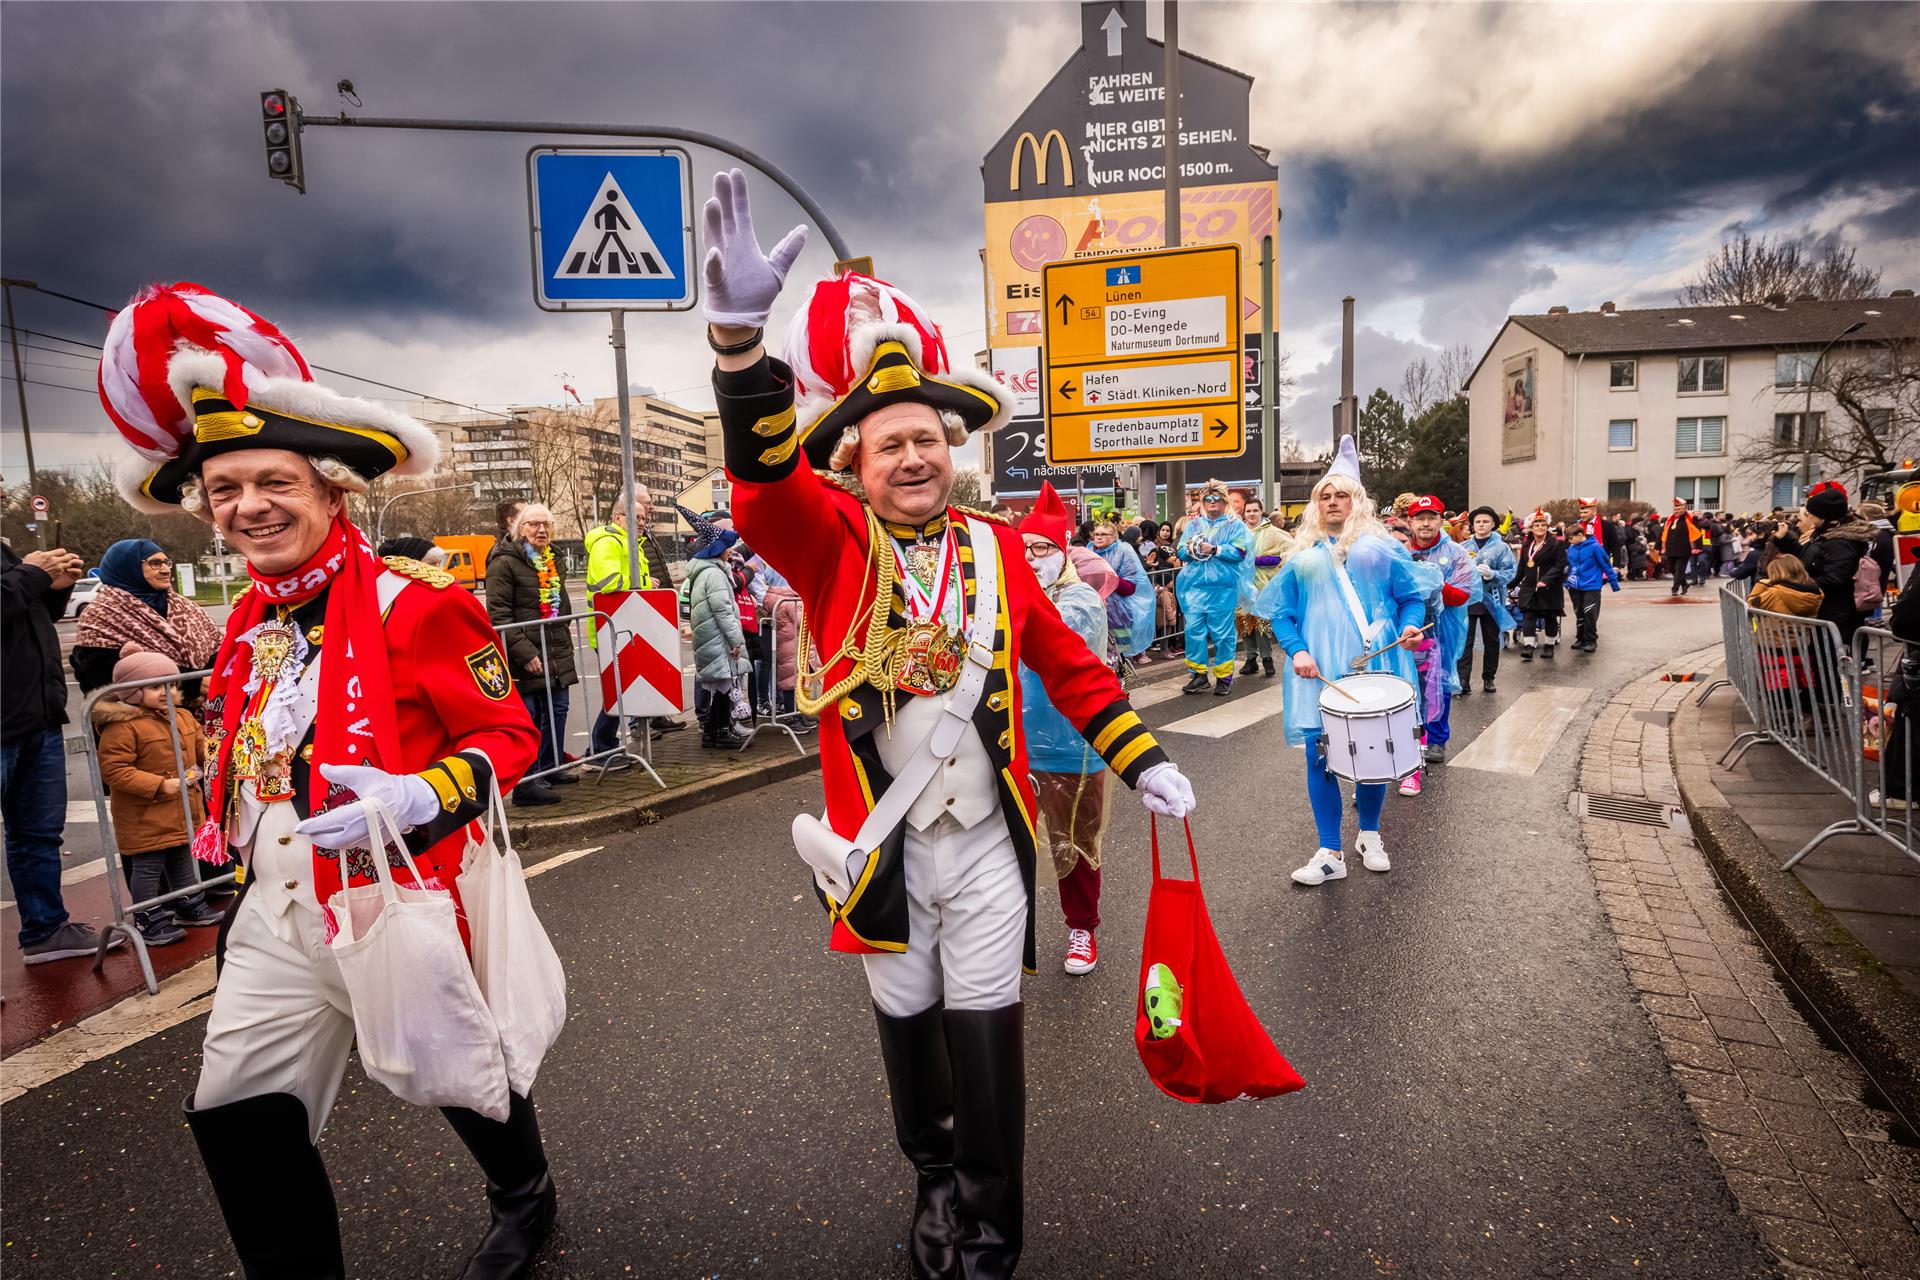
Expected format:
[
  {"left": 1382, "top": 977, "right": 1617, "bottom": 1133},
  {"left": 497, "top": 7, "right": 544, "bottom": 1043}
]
[
  {"left": 1018, "top": 481, "right": 1073, "bottom": 550},
  {"left": 1407, "top": 495, "right": 1445, "bottom": 516},
  {"left": 98, "top": 283, "right": 439, "bottom": 514},
  {"left": 781, "top": 273, "right": 1011, "bottom": 472}
]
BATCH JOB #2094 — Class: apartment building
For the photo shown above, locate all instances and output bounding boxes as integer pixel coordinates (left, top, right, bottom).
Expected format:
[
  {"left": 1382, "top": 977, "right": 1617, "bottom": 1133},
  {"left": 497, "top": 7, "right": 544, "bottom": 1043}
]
[{"left": 1466, "top": 294, "right": 1917, "bottom": 514}]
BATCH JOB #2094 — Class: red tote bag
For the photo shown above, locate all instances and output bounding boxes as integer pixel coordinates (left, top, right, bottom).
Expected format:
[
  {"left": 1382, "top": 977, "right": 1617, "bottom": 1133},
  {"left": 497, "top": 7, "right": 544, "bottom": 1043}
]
[{"left": 1134, "top": 818, "right": 1306, "bottom": 1104}]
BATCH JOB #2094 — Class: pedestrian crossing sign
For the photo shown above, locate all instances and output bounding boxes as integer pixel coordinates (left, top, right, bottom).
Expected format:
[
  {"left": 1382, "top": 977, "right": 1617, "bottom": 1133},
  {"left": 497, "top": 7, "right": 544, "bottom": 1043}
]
[{"left": 528, "top": 146, "right": 696, "bottom": 311}]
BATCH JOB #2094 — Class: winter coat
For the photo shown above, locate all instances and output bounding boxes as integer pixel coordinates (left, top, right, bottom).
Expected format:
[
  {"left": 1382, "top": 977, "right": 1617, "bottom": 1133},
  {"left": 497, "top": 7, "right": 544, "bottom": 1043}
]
[
  {"left": 1626, "top": 531, "right": 1650, "bottom": 574},
  {"left": 1564, "top": 538, "right": 1620, "bottom": 592},
  {"left": 684, "top": 556, "right": 747, "bottom": 686},
  {"left": 1662, "top": 513, "right": 1703, "bottom": 560},
  {"left": 1, "top": 543, "right": 74, "bottom": 743},
  {"left": 1801, "top": 518, "right": 1877, "bottom": 639},
  {"left": 485, "top": 542, "right": 579, "bottom": 689},
  {"left": 92, "top": 697, "right": 207, "bottom": 853},
  {"left": 1748, "top": 580, "right": 1824, "bottom": 653},
  {"left": 1515, "top": 536, "right": 1568, "bottom": 616},
  {"left": 764, "top": 581, "right": 808, "bottom": 691}
]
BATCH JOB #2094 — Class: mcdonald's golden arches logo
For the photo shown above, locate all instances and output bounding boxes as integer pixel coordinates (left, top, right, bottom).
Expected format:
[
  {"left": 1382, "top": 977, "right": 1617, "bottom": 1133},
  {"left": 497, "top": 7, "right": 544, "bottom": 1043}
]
[{"left": 1009, "top": 129, "right": 1073, "bottom": 191}]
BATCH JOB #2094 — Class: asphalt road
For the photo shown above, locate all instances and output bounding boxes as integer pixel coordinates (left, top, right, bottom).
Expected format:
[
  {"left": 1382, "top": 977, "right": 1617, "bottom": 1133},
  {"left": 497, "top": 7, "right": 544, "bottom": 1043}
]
[{"left": 0, "top": 583, "right": 1778, "bottom": 1277}]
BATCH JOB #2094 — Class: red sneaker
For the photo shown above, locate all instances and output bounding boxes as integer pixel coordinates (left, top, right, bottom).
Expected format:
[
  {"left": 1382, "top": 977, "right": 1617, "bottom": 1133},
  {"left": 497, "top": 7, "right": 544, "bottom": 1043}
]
[{"left": 1064, "top": 927, "right": 1098, "bottom": 975}]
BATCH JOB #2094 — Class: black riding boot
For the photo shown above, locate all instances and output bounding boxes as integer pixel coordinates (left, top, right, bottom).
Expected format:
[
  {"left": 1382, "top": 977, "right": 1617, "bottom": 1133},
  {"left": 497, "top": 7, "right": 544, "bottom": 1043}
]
[
  {"left": 183, "top": 1091, "right": 345, "bottom": 1280},
  {"left": 944, "top": 1005, "right": 1024, "bottom": 1280},
  {"left": 876, "top": 1003, "right": 958, "bottom": 1279},
  {"left": 440, "top": 1091, "right": 557, "bottom": 1280}
]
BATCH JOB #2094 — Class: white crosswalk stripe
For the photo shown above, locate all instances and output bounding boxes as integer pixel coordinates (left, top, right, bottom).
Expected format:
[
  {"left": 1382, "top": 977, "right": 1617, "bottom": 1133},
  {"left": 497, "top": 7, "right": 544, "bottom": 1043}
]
[
  {"left": 1449, "top": 685, "right": 1592, "bottom": 775},
  {"left": 1158, "top": 681, "right": 1289, "bottom": 739}
]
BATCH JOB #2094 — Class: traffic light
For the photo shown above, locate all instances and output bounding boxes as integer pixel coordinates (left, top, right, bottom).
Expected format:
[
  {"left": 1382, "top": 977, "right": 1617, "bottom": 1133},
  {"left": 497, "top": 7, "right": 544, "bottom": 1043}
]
[{"left": 260, "top": 90, "right": 305, "bottom": 193}]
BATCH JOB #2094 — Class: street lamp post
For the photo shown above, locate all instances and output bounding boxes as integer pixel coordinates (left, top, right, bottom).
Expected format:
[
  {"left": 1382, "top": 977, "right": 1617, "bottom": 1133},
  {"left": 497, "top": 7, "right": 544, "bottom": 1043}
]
[
  {"left": 2, "top": 276, "right": 41, "bottom": 547},
  {"left": 1801, "top": 320, "right": 1867, "bottom": 504}
]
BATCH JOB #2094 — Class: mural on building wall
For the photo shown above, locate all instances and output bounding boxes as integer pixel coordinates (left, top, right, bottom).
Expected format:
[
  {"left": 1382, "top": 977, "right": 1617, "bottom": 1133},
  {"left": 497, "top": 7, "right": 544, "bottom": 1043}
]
[{"left": 1501, "top": 350, "right": 1537, "bottom": 463}]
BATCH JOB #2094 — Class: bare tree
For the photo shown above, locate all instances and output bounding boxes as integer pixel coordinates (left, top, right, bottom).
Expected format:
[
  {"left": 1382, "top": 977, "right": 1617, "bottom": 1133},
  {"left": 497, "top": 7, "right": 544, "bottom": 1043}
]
[
  {"left": 1734, "top": 337, "right": 1920, "bottom": 485},
  {"left": 1678, "top": 230, "right": 1885, "bottom": 306},
  {"left": 1437, "top": 342, "right": 1475, "bottom": 398},
  {"left": 1399, "top": 357, "right": 1438, "bottom": 419}
]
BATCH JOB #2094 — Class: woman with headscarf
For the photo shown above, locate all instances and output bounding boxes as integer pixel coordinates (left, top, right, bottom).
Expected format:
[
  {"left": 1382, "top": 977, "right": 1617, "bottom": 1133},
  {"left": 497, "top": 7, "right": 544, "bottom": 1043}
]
[
  {"left": 71, "top": 538, "right": 222, "bottom": 694},
  {"left": 1016, "top": 486, "right": 1122, "bottom": 975}
]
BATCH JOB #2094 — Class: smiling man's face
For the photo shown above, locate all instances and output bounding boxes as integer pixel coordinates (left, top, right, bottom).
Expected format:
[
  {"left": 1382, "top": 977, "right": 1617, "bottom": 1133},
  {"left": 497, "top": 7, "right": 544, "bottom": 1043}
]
[
  {"left": 855, "top": 402, "right": 952, "bottom": 526},
  {"left": 200, "top": 449, "right": 342, "bottom": 575}
]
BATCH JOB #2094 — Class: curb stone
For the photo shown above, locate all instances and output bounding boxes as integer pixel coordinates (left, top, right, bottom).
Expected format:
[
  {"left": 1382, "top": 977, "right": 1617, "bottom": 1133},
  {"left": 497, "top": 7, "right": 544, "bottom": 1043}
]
[
  {"left": 1581, "top": 648, "right": 1920, "bottom": 1276},
  {"left": 1673, "top": 664, "right": 1920, "bottom": 1128}
]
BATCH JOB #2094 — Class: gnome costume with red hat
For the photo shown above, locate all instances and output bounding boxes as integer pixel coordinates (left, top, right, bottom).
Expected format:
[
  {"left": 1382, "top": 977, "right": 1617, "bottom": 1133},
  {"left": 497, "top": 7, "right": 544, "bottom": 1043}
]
[
  {"left": 702, "top": 169, "right": 1195, "bottom": 1279},
  {"left": 98, "top": 283, "right": 553, "bottom": 1280}
]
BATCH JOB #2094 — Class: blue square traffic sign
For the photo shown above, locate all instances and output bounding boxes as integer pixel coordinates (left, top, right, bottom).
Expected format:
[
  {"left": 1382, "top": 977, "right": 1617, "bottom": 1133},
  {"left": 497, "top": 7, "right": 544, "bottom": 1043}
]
[
  {"left": 1106, "top": 265, "right": 1140, "bottom": 286},
  {"left": 528, "top": 147, "right": 696, "bottom": 311}
]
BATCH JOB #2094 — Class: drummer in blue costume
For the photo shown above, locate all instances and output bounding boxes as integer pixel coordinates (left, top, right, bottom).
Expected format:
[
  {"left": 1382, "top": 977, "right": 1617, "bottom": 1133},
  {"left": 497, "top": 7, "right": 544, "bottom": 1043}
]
[
  {"left": 1090, "top": 515, "right": 1156, "bottom": 669},
  {"left": 1403, "top": 495, "right": 1477, "bottom": 768},
  {"left": 1256, "top": 438, "right": 1426, "bottom": 886},
  {"left": 1177, "top": 479, "right": 1254, "bottom": 696}
]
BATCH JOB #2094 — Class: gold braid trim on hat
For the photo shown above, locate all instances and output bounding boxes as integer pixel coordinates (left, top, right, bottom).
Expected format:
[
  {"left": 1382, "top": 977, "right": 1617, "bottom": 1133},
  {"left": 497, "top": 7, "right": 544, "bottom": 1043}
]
[{"left": 792, "top": 507, "right": 920, "bottom": 730}]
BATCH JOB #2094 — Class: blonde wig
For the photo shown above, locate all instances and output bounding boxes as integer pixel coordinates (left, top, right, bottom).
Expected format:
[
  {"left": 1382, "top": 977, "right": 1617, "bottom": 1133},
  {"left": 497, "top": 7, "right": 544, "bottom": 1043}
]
[{"left": 1292, "top": 473, "right": 1389, "bottom": 562}]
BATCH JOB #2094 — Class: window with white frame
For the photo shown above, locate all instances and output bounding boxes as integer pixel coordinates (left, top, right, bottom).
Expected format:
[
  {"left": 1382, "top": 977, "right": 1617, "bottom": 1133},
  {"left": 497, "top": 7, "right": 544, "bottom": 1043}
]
[
  {"left": 1608, "top": 419, "right": 1636, "bottom": 450},
  {"left": 1775, "top": 351, "right": 1819, "bottom": 387},
  {"left": 1607, "top": 480, "right": 1634, "bottom": 501},
  {"left": 1773, "top": 412, "right": 1823, "bottom": 447},
  {"left": 1609, "top": 359, "right": 1636, "bottom": 389},
  {"left": 1675, "top": 476, "right": 1722, "bottom": 509},
  {"left": 1676, "top": 416, "right": 1726, "bottom": 456},
  {"left": 1677, "top": 354, "right": 1727, "bottom": 394}
]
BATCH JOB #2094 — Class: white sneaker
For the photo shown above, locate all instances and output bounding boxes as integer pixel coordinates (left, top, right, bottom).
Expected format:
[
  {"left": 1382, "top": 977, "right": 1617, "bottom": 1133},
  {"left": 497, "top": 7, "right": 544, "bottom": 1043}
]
[
  {"left": 1357, "top": 831, "right": 1391, "bottom": 873},
  {"left": 1291, "top": 849, "right": 1347, "bottom": 885}
]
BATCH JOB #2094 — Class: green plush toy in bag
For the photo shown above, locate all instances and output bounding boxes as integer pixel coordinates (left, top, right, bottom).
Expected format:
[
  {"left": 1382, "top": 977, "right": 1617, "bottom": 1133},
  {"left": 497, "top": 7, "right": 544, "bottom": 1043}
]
[{"left": 1144, "top": 963, "right": 1184, "bottom": 1040}]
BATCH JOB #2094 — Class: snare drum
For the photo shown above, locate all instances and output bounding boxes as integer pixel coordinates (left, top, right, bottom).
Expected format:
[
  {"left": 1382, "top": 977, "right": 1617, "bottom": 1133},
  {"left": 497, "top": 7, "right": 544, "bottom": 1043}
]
[{"left": 1318, "top": 673, "right": 1421, "bottom": 783}]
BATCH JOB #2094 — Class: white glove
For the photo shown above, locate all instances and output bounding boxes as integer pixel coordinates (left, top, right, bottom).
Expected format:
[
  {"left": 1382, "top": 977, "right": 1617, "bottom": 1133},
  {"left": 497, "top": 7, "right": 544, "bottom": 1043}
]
[
  {"left": 1476, "top": 562, "right": 1495, "bottom": 579},
  {"left": 1138, "top": 761, "right": 1197, "bottom": 818},
  {"left": 701, "top": 169, "right": 808, "bottom": 329},
  {"left": 293, "top": 764, "right": 440, "bottom": 850}
]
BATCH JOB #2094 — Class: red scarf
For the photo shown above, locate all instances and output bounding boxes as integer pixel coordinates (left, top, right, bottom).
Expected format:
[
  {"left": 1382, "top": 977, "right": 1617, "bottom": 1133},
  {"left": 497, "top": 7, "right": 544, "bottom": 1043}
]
[{"left": 197, "top": 512, "right": 402, "bottom": 860}]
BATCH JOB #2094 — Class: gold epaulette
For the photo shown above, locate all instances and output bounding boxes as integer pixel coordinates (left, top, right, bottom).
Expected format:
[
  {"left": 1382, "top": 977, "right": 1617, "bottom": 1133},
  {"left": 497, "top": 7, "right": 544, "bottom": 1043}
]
[
  {"left": 381, "top": 555, "right": 455, "bottom": 589},
  {"left": 953, "top": 504, "right": 1011, "bottom": 526},
  {"left": 230, "top": 583, "right": 253, "bottom": 607}
]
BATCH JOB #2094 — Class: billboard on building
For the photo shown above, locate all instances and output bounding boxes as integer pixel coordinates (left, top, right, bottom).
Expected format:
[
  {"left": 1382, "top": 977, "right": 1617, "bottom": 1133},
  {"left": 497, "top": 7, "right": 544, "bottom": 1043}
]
[
  {"left": 982, "top": 1, "right": 1280, "bottom": 498},
  {"left": 1501, "top": 351, "right": 1537, "bottom": 463}
]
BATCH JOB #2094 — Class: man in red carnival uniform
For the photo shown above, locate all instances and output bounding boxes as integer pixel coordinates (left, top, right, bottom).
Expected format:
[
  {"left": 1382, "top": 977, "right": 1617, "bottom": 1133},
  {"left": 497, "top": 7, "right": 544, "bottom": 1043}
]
[
  {"left": 702, "top": 171, "right": 1198, "bottom": 1278},
  {"left": 98, "top": 284, "right": 553, "bottom": 1280}
]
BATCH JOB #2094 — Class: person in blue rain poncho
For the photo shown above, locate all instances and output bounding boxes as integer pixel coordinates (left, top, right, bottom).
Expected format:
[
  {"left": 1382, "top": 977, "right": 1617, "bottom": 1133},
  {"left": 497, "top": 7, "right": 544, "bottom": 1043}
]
[
  {"left": 1256, "top": 438, "right": 1427, "bottom": 887},
  {"left": 1403, "top": 495, "right": 1478, "bottom": 772},
  {"left": 1456, "top": 506, "right": 1517, "bottom": 695},
  {"left": 1176, "top": 479, "right": 1254, "bottom": 696},
  {"left": 1090, "top": 515, "right": 1155, "bottom": 667},
  {"left": 1016, "top": 484, "right": 1123, "bottom": 977}
]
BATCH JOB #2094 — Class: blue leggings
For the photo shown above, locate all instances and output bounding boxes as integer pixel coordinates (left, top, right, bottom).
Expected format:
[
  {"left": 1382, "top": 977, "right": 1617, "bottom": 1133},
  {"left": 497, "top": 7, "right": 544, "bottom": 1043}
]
[{"left": 1306, "top": 739, "right": 1386, "bottom": 850}]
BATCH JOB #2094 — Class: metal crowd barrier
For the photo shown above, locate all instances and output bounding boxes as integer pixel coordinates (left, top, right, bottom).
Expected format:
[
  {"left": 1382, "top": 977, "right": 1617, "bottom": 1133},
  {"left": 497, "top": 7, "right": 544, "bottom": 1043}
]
[
  {"left": 78, "top": 666, "right": 228, "bottom": 996},
  {"left": 495, "top": 609, "right": 665, "bottom": 790},
  {"left": 735, "top": 594, "right": 809, "bottom": 755},
  {"left": 1704, "top": 583, "right": 1919, "bottom": 871}
]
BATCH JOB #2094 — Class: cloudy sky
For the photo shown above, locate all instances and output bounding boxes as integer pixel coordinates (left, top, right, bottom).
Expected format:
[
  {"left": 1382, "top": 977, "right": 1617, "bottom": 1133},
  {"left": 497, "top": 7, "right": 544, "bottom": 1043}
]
[{"left": 4, "top": 0, "right": 1916, "bottom": 477}]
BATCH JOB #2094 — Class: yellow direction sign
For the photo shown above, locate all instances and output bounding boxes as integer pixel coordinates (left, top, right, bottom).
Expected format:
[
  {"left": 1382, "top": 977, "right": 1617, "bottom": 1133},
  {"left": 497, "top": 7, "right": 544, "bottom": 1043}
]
[{"left": 1041, "top": 243, "right": 1243, "bottom": 465}]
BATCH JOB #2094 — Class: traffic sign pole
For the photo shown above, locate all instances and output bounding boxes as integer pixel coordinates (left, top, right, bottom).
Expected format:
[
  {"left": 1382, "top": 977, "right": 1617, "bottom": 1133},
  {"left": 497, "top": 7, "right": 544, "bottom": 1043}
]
[
  {"left": 1161, "top": 1, "right": 1186, "bottom": 514},
  {"left": 1259, "top": 234, "right": 1276, "bottom": 513},
  {"left": 610, "top": 310, "right": 642, "bottom": 591}
]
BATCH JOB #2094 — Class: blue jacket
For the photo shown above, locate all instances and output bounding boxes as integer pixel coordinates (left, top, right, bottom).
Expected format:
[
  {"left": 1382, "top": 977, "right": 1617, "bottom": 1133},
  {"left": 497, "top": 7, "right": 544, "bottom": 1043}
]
[{"left": 1565, "top": 537, "right": 1621, "bottom": 591}]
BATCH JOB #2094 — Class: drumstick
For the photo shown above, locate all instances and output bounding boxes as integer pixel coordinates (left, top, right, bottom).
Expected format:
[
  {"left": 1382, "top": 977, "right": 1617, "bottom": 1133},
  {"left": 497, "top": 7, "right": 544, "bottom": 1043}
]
[
  {"left": 1313, "top": 672, "right": 1361, "bottom": 704},
  {"left": 1350, "top": 623, "right": 1435, "bottom": 672}
]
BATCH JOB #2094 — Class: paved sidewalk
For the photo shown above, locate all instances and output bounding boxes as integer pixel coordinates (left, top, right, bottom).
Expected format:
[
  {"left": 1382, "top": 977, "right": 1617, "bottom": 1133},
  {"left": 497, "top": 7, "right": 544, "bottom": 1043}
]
[{"left": 1582, "top": 649, "right": 1920, "bottom": 1277}]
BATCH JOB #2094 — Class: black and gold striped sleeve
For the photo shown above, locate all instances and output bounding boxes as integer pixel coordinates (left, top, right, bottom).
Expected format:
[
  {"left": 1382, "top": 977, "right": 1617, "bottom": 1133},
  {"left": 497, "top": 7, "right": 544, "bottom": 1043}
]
[
  {"left": 713, "top": 355, "right": 802, "bottom": 484},
  {"left": 1083, "top": 698, "right": 1169, "bottom": 788},
  {"left": 405, "top": 750, "right": 496, "bottom": 851}
]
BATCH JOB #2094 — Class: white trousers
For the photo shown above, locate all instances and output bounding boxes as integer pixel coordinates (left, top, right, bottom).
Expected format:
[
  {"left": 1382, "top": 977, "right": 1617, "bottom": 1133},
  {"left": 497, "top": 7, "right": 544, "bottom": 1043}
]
[
  {"left": 194, "top": 806, "right": 356, "bottom": 1144},
  {"left": 861, "top": 813, "right": 1026, "bottom": 1017}
]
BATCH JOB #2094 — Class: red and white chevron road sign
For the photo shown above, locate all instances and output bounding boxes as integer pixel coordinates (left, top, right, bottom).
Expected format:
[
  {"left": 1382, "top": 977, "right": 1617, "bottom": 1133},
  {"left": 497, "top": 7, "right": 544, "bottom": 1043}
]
[{"left": 592, "top": 589, "right": 684, "bottom": 715}]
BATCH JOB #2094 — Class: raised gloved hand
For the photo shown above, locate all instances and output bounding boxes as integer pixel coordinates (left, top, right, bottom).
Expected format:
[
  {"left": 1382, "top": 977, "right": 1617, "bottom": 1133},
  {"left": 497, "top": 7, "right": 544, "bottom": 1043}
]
[
  {"left": 701, "top": 168, "right": 809, "bottom": 329},
  {"left": 1138, "top": 761, "right": 1197, "bottom": 818},
  {"left": 292, "top": 763, "right": 439, "bottom": 850},
  {"left": 1476, "top": 561, "right": 1495, "bottom": 579}
]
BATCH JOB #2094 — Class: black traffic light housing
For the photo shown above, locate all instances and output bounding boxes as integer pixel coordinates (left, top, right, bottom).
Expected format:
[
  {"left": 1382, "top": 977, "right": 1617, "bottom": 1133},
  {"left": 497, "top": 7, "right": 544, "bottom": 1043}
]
[{"left": 260, "top": 90, "right": 305, "bottom": 193}]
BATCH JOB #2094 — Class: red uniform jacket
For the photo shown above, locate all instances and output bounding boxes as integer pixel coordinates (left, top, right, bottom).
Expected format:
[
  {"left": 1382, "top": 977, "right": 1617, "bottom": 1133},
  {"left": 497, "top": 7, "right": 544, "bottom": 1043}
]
[
  {"left": 715, "top": 357, "right": 1166, "bottom": 971},
  {"left": 214, "top": 563, "right": 540, "bottom": 918}
]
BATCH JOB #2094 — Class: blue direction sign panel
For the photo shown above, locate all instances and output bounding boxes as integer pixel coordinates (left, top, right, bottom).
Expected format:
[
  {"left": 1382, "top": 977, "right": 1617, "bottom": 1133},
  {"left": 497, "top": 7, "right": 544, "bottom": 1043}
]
[{"left": 527, "top": 146, "right": 696, "bottom": 312}]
